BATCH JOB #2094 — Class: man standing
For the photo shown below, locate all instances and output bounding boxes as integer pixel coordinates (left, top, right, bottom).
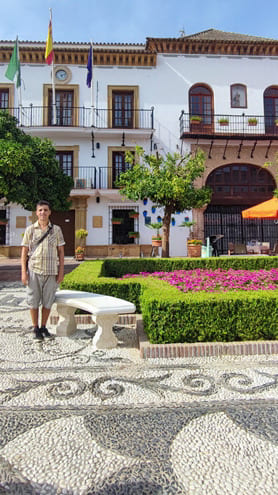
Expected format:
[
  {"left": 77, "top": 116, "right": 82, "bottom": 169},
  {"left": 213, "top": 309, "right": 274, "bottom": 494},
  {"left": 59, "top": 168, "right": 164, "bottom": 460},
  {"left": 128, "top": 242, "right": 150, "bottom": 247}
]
[{"left": 21, "top": 200, "right": 65, "bottom": 340}]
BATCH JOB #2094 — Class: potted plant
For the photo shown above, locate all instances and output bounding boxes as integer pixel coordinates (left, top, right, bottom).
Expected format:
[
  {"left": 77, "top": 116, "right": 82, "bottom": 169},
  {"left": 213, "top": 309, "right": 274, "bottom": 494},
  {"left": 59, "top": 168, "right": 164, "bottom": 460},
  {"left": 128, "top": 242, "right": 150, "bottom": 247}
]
[
  {"left": 128, "top": 210, "right": 139, "bottom": 219},
  {"left": 248, "top": 117, "right": 258, "bottom": 126},
  {"left": 146, "top": 222, "right": 162, "bottom": 247},
  {"left": 187, "top": 239, "right": 203, "bottom": 257},
  {"left": 75, "top": 228, "right": 88, "bottom": 257},
  {"left": 128, "top": 231, "right": 140, "bottom": 239},
  {"left": 190, "top": 115, "right": 202, "bottom": 124},
  {"left": 112, "top": 217, "right": 123, "bottom": 225},
  {"left": 75, "top": 246, "right": 85, "bottom": 261},
  {"left": 218, "top": 117, "right": 229, "bottom": 126},
  {"left": 0, "top": 218, "right": 8, "bottom": 226}
]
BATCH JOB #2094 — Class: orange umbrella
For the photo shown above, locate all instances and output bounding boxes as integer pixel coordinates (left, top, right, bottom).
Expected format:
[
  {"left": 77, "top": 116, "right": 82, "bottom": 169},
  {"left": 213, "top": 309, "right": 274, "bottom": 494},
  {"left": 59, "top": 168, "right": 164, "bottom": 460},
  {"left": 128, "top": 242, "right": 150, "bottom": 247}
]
[{"left": 242, "top": 197, "right": 278, "bottom": 219}]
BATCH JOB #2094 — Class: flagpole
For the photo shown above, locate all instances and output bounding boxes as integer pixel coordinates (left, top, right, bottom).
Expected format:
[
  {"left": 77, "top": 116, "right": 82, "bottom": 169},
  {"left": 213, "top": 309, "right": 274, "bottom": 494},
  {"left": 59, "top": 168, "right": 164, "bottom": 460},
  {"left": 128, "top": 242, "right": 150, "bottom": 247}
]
[
  {"left": 91, "top": 41, "right": 94, "bottom": 126},
  {"left": 50, "top": 8, "right": 56, "bottom": 125},
  {"left": 16, "top": 36, "right": 23, "bottom": 126}
]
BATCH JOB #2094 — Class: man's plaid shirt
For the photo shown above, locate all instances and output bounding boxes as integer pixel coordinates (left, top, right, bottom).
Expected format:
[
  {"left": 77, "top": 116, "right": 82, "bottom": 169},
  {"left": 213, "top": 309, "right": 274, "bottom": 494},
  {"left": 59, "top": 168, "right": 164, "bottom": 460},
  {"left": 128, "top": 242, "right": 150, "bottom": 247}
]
[{"left": 22, "top": 221, "right": 65, "bottom": 275}]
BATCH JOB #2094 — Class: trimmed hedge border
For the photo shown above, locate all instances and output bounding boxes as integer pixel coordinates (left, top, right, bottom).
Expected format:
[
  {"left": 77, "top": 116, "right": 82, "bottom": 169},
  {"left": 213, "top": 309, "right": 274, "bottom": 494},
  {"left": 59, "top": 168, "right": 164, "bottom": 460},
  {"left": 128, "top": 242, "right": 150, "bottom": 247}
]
[{"left": 61, "top": 257, "right": 278, "bottom": 344}]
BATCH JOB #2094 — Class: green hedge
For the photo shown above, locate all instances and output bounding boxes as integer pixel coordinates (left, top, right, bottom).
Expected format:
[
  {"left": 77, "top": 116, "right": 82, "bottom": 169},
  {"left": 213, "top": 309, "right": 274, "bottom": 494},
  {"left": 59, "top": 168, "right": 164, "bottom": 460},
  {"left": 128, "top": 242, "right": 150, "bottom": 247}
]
[{"left": 61, "top": 258, "right": 278, "bottom": 344}]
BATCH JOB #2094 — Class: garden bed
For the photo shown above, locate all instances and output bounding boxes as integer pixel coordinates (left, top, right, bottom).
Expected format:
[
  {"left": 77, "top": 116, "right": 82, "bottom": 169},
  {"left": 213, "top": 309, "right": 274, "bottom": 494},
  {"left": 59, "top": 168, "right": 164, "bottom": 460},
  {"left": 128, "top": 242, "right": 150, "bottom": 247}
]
[{"left": 61, "top": 257, "right": 278, "bottom": 345}]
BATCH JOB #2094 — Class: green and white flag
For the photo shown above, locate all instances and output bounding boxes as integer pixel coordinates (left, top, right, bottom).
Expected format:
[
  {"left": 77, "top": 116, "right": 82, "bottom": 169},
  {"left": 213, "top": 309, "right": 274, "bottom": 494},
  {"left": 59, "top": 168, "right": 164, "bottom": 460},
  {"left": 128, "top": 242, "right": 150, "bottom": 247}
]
[{"left": 5, "top": 37, "right": 21, "bottom": 88}]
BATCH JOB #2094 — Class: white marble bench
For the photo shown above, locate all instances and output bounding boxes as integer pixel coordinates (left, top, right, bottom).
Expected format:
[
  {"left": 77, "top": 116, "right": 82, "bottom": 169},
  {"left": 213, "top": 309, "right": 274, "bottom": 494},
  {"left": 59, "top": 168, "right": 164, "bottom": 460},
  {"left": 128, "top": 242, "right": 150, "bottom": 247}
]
[{"left": 54, "top": 290, "right": 136, "bottom": 349}]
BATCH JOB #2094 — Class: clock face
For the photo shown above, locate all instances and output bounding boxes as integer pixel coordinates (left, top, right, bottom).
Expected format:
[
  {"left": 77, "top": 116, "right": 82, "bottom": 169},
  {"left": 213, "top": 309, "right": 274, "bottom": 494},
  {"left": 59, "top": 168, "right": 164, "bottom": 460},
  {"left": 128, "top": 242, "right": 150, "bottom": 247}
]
[{"left": 55, "top": 69, "right": 67, "bottom": 81}]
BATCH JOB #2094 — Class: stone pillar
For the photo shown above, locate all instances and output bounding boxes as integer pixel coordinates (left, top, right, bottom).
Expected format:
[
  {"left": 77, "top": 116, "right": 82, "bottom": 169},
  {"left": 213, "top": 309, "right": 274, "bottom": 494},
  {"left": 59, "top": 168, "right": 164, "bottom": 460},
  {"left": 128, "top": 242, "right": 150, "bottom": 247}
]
[{"left": 71, "top": 196, "right": 88, "bottom": 249}]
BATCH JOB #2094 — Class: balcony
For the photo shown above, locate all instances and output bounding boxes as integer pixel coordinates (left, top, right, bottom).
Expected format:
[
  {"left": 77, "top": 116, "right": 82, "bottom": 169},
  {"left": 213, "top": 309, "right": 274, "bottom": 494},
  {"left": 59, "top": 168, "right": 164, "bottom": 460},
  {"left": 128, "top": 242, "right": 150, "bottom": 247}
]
[
  {"left": 70, "top": 166, "right": 126, "bottom": 190},
  {"left": 3, "top": 106, "right": 154, "bottom": 130},
  {"left": 179, "top": 112, "right": 278, "bottom": 140}
]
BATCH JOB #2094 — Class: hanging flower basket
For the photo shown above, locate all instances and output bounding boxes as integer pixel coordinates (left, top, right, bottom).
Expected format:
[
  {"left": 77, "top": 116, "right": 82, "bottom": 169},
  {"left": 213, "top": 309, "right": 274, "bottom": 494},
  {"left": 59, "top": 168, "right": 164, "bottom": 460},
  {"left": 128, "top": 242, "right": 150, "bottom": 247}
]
[
  {"left": 128, "top": 231, "right": 140, "bottom": 239},
  {"left": 0, "top": 219, "right": 8, "bottom": 225},
  {"left": 112, "top": 218, "right": 123, "bottom": 225},
  {"left": 128, "top": 211, "right": 139, "bottom": 218}
]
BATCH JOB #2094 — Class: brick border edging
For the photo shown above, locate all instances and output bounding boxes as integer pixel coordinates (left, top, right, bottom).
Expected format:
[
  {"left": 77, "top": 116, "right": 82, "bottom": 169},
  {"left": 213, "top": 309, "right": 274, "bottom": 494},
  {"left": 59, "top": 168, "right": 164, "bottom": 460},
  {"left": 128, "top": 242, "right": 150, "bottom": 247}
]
[{"left": 136, "top": 316, "right": 278, "bottom": 359}]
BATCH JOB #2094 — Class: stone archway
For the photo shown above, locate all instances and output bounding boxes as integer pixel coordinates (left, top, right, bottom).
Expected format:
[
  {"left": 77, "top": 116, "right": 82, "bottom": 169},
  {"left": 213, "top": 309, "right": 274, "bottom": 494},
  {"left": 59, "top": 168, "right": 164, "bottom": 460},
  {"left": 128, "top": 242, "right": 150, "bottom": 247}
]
[{"left": 203, "top": 163, "right": 277, "bottom": 253}]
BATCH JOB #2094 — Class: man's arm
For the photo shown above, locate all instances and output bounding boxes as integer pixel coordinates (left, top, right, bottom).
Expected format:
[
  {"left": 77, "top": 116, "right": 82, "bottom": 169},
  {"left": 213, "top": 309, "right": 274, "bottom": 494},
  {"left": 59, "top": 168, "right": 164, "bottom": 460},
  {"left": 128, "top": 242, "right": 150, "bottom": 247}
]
[
  {"left": 57, "top": 245, "right": 64, "bottom": 284},
  {"left": 21, "top": 246, "right": 29, "bottom": 286}
]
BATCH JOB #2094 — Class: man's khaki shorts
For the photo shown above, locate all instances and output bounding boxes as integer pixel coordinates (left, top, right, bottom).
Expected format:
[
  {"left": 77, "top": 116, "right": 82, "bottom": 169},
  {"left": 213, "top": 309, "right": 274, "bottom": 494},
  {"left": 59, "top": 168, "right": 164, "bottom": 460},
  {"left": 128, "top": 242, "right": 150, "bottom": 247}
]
[{"left": 27, "top": 270, "right": 58, "bottom": 309}]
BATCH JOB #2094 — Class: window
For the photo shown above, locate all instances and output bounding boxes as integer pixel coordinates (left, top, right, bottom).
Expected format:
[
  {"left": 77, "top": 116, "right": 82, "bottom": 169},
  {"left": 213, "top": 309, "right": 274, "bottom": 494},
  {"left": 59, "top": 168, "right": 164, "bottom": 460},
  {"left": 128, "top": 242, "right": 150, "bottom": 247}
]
[
  {"left": 206, "top": 164, "right": 275, "bottom": 204},
  {"left": 0, "top": 84, "right": 14, "bottom": 110},
  {"left": 108, "top": 86, "right": 139, "bottom": 129},
  {"left": 0, "top": 89, "right": 9, "bottom": 109},
  {"left": 231, "top": 84, "right": 247, "bottom": 108},
  {"left": 189, "top": 85, "right": 213, "bottom": 126},
  {"left": 56, "top": 151, "right": 73, "bottom": 177},
  {"left": 43, "top": 84, "right": 79, "bottom": 126},
  {"left": 108, "top": 147, "right": 135, "bottom": 188},
  {"left": 48, "top": 89, "right": 74, "bottom": 126},
  {"left": 264, "top": 86, "right": 278, "bottom": 131},
  {"left": 112, "top": 151, "right": 133, "bottom": 187}
]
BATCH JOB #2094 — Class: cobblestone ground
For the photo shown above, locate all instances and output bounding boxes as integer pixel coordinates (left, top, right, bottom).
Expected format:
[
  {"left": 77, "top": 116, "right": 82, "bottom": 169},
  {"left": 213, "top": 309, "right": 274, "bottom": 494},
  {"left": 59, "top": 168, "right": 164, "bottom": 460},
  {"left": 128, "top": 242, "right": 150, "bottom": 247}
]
[{"left": 0, "top": 281, "right": 277, "bottom": 495}]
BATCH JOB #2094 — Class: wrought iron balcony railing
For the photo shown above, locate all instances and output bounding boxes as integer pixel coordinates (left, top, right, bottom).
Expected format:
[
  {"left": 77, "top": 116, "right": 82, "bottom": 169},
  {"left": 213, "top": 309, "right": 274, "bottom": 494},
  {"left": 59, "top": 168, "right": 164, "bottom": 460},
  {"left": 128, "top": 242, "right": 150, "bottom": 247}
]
[
  {"left": 0, "top": 106, "right": 154, "bottom": 129},
  {"left": 179, "top": 111, "right": 278, "bottom": 138},
  {"left": 70, "top": 166, "right": 125, "bottom": 190}
]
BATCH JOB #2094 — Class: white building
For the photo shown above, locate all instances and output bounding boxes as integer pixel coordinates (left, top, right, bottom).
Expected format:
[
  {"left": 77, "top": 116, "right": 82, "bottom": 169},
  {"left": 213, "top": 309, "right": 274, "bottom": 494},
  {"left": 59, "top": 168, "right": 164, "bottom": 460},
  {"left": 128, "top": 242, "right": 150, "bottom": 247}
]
[{"left": 0, "top": 29, "right": 277, "bottom": 257}]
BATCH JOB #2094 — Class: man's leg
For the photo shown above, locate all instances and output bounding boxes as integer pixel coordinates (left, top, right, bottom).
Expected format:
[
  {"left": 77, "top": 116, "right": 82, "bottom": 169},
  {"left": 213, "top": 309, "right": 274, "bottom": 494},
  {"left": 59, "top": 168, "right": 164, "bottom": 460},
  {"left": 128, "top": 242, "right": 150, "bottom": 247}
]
[
  {"left": 30, "top": 308, "right": 39, "bottom": 327},
  {"left": 41, "top": 307, "right": 51, "bottom": 327},
  {"left": 40, "top": 276, "right": 58, "bottom": 338}
]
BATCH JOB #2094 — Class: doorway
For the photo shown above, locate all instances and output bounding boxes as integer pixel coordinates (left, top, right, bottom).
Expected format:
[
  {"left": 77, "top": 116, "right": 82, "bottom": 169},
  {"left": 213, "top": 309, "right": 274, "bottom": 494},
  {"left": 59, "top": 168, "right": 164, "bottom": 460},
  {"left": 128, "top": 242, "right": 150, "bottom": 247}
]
[{"left": 50, "top": 210, "right": 75, "bottom": 256}]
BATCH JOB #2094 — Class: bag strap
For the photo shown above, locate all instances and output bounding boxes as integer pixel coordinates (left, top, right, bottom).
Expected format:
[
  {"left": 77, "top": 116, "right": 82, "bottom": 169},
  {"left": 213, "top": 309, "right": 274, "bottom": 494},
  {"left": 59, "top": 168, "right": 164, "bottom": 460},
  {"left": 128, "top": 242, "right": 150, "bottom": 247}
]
[{"left": 29, "top": 224, "right": 53, "bottom": 261}]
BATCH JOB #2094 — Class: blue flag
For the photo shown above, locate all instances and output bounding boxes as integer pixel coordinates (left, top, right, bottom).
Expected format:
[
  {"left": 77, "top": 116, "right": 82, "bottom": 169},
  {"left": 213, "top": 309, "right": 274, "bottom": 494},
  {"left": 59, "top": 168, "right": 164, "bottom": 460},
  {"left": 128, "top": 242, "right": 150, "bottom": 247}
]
[{"left": 86, "top": 45, "right": 92, "bottom": 88}]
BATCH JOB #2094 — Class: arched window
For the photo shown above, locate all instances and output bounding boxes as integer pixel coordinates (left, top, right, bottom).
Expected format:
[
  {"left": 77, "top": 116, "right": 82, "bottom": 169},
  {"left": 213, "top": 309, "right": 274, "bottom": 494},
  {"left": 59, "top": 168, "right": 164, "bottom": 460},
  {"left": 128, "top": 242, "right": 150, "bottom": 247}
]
[
  {"left": 264, "top": 86, "right": 278, "bottom": 132},
  {"left": 189, "top": 85, "right": 213, "bottom": 127},
  {"left": 206, "top": 164, "right": 275, "bottom": 205}
]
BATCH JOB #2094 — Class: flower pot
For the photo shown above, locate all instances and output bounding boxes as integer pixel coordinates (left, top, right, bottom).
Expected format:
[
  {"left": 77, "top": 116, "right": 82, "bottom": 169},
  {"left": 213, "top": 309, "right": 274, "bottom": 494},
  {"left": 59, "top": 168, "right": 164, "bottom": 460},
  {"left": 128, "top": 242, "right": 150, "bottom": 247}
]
[
  {"left": 219, "top": 122, "right": 228, "bottom": 126},
  {"left": 112, "top": 220, "right": 122, "bottom": 225},
  {"left": 152, "top": 237, "right": 162, "bottom": 247},
  {"left": 129, "top": 213, "right": 139, "bottom": 219},
  {"left": 75, "top": 253, "right": 84, "bottom": 261},
  {"left": 187, "top": 244, "right": 202, "bottom": 257},
  {"left": 248, "top": 122, "right": 257, "bottom": 126}
]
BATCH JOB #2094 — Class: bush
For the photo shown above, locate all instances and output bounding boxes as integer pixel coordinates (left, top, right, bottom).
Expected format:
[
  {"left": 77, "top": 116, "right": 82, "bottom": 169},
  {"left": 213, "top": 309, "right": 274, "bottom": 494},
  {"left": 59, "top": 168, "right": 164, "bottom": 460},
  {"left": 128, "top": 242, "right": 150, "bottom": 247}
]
[{"left": 61, "top": 258, "right": 278, "bottom": 344}]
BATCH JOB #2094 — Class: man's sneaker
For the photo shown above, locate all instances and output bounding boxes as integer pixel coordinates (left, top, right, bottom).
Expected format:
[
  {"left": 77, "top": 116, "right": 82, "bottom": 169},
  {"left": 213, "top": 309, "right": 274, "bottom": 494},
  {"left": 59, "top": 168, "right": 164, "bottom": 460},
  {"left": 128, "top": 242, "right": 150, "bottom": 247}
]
[
  {"left": 33, "top": 326, "right": 44, "bottom": 341},
  {"left": 40, "top": 326, "right": 54, "bottom": 339}
]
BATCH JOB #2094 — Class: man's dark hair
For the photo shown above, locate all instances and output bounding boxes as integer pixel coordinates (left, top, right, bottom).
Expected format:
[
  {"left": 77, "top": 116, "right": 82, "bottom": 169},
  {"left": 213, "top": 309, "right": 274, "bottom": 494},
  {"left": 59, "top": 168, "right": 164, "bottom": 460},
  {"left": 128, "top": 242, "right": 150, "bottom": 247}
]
[{"left": 36, "top": 200, "right": 51, "bottom": 209}]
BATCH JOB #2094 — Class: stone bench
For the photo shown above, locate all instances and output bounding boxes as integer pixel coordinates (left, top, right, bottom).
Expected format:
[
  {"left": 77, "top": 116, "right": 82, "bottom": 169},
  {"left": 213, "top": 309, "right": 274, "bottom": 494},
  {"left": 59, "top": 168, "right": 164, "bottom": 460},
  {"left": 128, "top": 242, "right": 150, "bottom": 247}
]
[{"left": 54, "top": 289, "right": 136, "bottom": 349}]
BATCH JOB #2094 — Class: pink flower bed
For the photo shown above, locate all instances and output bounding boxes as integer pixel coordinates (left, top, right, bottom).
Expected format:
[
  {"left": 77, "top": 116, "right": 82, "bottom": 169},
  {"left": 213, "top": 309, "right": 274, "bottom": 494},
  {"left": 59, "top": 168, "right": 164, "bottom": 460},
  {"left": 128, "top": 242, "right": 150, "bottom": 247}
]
[{"left": 122, "top": 268, "right": 278, "bottom": 293}]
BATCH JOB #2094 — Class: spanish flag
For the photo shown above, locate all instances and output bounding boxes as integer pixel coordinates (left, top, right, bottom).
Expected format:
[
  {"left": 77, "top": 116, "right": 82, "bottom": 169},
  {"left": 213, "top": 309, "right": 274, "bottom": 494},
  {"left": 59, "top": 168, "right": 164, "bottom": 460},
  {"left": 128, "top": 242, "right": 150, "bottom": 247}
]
[{"left": 45, "top": 20, "right": 54, "bottom": 65}]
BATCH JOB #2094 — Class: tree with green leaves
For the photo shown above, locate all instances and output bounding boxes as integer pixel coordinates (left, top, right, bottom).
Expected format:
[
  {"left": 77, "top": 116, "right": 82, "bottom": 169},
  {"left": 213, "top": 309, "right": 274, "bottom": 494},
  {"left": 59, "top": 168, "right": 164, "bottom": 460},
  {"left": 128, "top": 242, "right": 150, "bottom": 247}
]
[
  {"left": 0, "top": 111, "right": 73, "bottom": 211},
  {"left": 116, "top": 146, "right": 212, "bottom": 257}
]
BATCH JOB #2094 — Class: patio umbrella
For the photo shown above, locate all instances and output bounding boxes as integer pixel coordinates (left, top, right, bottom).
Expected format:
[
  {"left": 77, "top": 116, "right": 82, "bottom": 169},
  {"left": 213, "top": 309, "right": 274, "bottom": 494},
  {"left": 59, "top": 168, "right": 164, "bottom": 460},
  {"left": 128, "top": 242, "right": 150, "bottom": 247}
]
[{"left": 242, "top": 197, "right": 278, "bottom": 219}]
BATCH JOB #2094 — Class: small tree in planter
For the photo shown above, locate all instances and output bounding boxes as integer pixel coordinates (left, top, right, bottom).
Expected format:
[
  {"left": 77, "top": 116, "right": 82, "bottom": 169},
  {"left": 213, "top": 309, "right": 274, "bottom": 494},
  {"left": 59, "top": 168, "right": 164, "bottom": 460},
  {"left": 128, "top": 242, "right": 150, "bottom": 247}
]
[
  {"left": 75, "top": 228, "right": 88, "bottom": 249},
  {"left": 146, "top": 222, "right": 163, "bottom": 246},
  {"left": 116, "top": 147, "right": 211, "bottom": 257}
]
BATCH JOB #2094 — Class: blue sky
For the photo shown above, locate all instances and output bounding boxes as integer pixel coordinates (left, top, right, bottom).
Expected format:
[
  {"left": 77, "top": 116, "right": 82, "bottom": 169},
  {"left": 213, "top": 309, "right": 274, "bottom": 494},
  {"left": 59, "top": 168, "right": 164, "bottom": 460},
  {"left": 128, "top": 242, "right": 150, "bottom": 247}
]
[{"left": 1, "top": 0, "right": 278, "bottom": 44}]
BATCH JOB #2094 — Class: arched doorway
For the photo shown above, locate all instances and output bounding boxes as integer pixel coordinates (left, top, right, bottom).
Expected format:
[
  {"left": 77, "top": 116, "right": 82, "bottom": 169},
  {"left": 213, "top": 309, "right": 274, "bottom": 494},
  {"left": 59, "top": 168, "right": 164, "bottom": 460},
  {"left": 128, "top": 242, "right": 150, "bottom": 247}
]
[
  {"left": 189, "top": 84, "right": 213, "bottom": 132},
  {"left": 204, "top": 164, "right": 276, "bottom": 253}
]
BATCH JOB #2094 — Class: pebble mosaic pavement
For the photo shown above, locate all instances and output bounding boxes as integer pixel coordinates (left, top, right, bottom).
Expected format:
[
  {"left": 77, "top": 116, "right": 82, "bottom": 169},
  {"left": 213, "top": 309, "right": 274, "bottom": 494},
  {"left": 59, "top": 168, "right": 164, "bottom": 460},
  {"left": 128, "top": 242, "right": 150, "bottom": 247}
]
[{"left": 0, "top": 281, "right": 278, "bottom": 494}]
